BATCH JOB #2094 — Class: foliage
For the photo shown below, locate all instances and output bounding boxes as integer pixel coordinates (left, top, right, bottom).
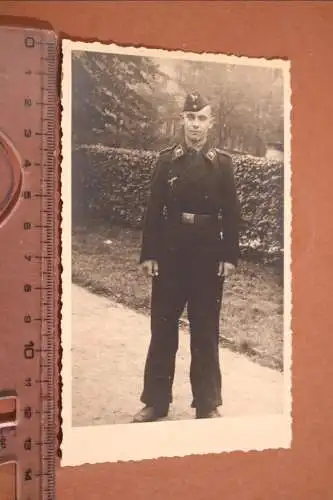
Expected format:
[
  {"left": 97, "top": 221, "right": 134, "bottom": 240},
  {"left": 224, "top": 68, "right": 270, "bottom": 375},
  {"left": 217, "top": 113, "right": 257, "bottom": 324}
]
[
  {"left": 172, "top": 60, "right": 284, "bottom": 155},
  {"left": 72, "top": 52, "right": 285, "bottom": 156},
  {"left": 72, "top": 51, "right": 167, "bottom": 149},
  {"left": 72, "top": 146, "right": 284, "bottom": 264}
]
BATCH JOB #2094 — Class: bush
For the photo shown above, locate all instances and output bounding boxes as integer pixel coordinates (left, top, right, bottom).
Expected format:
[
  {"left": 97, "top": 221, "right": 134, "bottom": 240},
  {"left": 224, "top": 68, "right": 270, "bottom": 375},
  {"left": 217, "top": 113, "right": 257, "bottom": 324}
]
[{"left": 72, "top": 145, "right": 284, "bottom": 264}]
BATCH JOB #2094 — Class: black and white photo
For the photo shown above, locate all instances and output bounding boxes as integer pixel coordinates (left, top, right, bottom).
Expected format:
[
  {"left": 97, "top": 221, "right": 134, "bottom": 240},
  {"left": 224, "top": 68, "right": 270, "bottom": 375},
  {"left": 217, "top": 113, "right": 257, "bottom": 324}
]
[{"left": 61, "top": 40, "right": 291, "bottom": 465}]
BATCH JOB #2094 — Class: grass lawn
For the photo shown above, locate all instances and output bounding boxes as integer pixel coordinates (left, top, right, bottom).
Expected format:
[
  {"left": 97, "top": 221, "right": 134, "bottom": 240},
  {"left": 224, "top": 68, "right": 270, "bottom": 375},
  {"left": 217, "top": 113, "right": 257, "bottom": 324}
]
[{"left": 71, "top": 224, "right": 284, "bottom": 371}]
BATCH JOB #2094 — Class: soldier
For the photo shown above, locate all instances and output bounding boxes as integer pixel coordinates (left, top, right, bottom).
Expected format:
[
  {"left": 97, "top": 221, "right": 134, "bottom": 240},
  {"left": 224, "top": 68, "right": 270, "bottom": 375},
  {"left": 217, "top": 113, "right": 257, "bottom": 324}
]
[{"left": 133, "top": 92, "right": 240, "bottom": 423}]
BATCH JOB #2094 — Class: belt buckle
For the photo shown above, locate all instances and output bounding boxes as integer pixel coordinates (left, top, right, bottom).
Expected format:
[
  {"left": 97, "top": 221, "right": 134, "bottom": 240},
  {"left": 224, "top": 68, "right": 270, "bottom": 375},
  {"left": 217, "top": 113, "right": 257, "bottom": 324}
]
[{"left": 182, "top": 212, "right": 195, "bottom": 224}]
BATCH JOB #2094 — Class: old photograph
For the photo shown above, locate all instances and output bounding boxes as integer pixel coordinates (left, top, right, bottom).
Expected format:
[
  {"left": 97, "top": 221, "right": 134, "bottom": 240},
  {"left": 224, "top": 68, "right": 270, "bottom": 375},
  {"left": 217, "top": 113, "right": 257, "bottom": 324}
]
[{"left": 61, "top": 40, "right": 292, "bottom": 465}]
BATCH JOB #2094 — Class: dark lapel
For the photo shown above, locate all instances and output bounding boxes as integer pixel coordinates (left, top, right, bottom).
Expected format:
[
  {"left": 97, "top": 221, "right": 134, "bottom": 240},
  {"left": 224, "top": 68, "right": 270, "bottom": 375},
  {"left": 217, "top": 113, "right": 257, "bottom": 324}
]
[{"left": 171, "top": 142, "right": 217, "bottom": 189}]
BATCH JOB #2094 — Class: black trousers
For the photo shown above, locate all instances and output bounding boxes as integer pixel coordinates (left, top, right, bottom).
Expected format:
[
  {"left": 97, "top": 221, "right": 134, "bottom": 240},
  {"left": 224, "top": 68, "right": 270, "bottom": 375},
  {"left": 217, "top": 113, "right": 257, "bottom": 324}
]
[{"left": 140, "top": 247, "right": 224, "bottom": 414}]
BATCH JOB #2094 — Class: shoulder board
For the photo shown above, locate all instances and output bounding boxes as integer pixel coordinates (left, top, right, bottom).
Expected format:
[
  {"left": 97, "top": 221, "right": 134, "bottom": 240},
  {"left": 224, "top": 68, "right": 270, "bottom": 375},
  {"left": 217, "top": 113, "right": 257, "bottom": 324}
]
[
  {"left": 215, "top": 148, "right": 232, "bottom": 159},
  {"left": 158, "top": 144, "right": 177, "bottom": 157},
  {"left": 158, "top": 144, "right": 185, "bottom": 161}
]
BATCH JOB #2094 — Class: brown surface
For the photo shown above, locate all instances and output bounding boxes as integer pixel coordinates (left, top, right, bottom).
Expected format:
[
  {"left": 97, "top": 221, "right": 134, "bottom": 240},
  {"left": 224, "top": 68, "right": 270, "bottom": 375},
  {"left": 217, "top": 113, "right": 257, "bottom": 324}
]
[
  {"left": 1, "top": 1, "right": 333, "bottom": 499},
  {"left": 0, "top": 462, "right": 16, "bottom": 500},
  {"left": 0, "top": 397, "right": 16, "bottom": 425}
]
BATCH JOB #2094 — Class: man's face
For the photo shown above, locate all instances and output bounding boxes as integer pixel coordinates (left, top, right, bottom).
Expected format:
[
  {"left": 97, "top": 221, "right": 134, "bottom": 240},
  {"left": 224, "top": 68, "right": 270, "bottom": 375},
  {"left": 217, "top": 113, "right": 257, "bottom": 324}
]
[{"left": 182, "top": 105, "right": 213, "bottom": 144}]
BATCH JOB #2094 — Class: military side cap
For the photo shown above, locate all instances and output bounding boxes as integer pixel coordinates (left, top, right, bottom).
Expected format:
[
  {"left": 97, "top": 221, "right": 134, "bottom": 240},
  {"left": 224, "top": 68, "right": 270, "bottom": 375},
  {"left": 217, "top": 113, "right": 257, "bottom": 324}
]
[{"left": 183, "top": 92, "right": 208, "bottom": 112}]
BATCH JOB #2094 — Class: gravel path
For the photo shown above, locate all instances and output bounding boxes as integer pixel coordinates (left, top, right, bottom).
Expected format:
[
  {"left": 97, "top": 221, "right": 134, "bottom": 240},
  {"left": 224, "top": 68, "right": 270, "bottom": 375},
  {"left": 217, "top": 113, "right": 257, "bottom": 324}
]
[{"left": 72, "top": 284, "right": 284, "bottom": 427}]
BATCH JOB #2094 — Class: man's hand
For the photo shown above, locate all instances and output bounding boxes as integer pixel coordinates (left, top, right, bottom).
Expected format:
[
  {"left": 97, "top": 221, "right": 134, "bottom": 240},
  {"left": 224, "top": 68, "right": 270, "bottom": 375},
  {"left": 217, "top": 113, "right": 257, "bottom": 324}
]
[
  {"left": 218, "top": 261, "right": 236, "bottom": 278},
  {"left": 141, "top": 260, "right": 159, "bottom": 278}
]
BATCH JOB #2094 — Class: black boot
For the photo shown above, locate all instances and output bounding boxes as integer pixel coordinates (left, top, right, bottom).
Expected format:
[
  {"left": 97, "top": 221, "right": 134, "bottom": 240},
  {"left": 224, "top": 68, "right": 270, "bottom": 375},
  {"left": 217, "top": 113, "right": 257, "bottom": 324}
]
[
  {"left": 196, "top": 407, "right": 221, "bottom": 419},
  {"left": 132, "top": 406, "right": 168, "bottom": 423}
]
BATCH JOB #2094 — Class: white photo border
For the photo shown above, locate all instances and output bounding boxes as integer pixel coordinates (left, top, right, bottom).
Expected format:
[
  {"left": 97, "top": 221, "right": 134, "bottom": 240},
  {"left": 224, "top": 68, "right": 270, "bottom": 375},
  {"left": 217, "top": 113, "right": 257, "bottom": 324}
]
[{"left": 60, "top": 39, "right": 292, "bottom": 466}]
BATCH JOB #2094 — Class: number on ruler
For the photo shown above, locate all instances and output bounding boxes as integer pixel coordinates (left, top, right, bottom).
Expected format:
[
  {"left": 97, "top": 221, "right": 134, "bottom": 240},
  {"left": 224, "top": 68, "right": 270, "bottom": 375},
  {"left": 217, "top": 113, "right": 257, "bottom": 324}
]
[
  {"left": 24, "top": 468, "right": 32, "bottom": 481},
  {"left": 24, "top": 222, "right": 31, "bottom": 230},
  {"left": 24, "top": 36, "right": 35, "bottom": 48},
  {"left": 24, "top": 341, "right": 35, "bottom": 359},
  {"left": 24, "top": 129, "right": 32, "bottom": 138},
  {"left": 25, "top": 377, "right": 32, "bottom": 387},
  {"left": 24, "top": 437, "right": 32, "bottom": 451},
  {"left": 24, "top": 98, "right": 32, "bottom": 107},
  {"left": 24, "top": 159, "right": 32, "bottom": 168},
  {"left": 0, "top": 436, "right": 7, "bottom": 449},
  {"left": 22, "top": 190, "right": 32, "bottom": 200},
  {"left": 24, "top": 406, "right": 32, "bottom": 420},
  {"left": 24, "top": 284, "right": 32, "bottom": 293}
]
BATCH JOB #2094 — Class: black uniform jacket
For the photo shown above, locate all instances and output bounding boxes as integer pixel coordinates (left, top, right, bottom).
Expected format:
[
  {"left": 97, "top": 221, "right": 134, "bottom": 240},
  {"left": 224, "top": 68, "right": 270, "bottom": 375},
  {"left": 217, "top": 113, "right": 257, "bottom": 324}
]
[{"left": 140, "top": 142, "right": 240, "bottom": 266}]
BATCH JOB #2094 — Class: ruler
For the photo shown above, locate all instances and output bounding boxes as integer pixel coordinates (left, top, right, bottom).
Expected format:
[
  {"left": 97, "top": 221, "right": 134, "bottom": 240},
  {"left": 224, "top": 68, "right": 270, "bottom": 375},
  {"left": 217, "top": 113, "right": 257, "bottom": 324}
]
[{"left": 0, "top": 26, "right": 59, "bottom": 500}]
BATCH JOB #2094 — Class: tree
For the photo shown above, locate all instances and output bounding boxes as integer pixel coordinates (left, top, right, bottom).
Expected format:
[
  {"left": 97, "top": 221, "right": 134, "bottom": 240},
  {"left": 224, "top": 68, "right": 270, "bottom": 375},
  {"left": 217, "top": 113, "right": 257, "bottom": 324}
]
[
  {"left": 72, "top": 51, "right": 285, "bottom": 156},
  {"left": 72, "top": 51, "right": 167, "bottom": 149},
  {"left": 171, "top": 60, "right": 284, "bottom": 155}
]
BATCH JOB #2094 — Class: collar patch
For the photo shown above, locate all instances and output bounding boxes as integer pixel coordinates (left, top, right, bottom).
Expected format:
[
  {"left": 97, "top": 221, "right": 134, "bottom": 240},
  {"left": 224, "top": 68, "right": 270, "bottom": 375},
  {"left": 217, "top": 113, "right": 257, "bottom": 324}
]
[
  {"left": 172, "top": 144, "right": 185, "bottom": 159},
  {"left": 206, "top": 149, "right": 217, "bottom": 162}
]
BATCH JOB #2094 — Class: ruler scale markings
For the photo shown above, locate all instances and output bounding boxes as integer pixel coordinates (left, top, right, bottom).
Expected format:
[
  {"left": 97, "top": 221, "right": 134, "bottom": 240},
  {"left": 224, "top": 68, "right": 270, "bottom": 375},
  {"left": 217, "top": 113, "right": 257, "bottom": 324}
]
[
  {"left": 0, "top": 26, "right": 45, "bottom": 496},
  {"left": 12, "top": 29, "right": 58, "bottom": 500},
  {"left": 22, "top": 30, "right": 39, "bottom": 500},
  {"left": 46, "top": 36, "right": 56, "bottom": 499},
  {"left": 41, "top": 40, "right": 52, "bottom": 500}
]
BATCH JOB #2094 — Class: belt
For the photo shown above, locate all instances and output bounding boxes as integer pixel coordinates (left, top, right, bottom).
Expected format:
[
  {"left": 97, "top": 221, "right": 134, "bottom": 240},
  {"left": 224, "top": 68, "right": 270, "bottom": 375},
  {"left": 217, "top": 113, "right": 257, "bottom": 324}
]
[{"left": 177, "top": 212, "right": 222, "bottom": 226}]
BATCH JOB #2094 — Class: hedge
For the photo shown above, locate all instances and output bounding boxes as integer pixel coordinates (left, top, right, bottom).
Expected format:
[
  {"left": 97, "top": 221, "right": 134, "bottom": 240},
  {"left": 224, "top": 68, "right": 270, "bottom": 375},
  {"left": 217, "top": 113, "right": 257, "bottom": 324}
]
[{"left": 71, "top": 145, "right": 284, "bottom": 264}]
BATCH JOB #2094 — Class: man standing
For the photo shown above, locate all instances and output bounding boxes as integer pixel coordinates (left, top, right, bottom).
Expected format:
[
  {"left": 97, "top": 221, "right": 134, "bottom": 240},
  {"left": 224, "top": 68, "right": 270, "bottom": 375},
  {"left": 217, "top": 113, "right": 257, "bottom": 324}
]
[{"left": 133, "top": 92, "right": 240, "bottom": 422}]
